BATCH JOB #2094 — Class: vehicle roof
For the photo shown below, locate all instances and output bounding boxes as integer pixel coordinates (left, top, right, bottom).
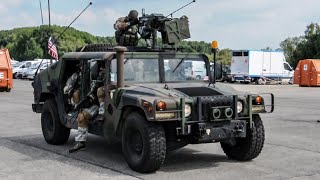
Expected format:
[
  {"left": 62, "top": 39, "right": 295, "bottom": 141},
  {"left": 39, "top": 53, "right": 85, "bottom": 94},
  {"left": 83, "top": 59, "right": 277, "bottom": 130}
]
[
  {"left": 232, "top": 50, "right": 284, "bottom": 53},
  {"left": 62, "top": 51, "right": 208, "bottom": 63},
  {"left": 62, "top": 52, "right": 116, "bottom": 61}
]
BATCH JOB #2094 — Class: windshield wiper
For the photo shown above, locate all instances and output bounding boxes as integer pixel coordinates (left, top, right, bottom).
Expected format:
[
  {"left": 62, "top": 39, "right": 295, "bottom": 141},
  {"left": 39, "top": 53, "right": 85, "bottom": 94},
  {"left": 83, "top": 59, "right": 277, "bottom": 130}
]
[
  {"left": 124, "top": 58, "right": 130, "bottom": 64},
  {"left": 124, "top": 53, "right": 134, "bottom": 64},
  {"left": 172, "top": 52, "right": 189, "bottom": 73}
]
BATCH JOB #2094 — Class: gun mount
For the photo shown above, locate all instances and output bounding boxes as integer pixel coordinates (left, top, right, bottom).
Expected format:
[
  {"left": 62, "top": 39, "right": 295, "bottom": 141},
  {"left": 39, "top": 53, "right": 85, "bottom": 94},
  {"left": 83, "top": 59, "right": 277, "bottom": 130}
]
[{"left": 138, "top": 0, "right": 195, "bottom": 48}]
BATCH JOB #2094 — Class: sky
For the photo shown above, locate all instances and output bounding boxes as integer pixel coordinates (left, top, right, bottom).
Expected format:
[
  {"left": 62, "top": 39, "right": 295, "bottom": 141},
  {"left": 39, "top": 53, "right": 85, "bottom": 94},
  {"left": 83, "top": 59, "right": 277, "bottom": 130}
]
[{"left": 0, "top": 0, "right": 319, "bottom": 50}]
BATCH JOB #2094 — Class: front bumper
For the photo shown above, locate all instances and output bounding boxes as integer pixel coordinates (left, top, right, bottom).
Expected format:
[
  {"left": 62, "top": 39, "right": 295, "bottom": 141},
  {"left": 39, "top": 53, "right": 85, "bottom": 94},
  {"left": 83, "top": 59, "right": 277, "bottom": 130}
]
[
  {"left": 191, "top": 120, "right": 247, "bottom": 143},
  {"left": 27, "top": 74, "right": 35, "bottom": 80},
  {"left": 32, "top": 103, "right": 43, "bottom": 113}
]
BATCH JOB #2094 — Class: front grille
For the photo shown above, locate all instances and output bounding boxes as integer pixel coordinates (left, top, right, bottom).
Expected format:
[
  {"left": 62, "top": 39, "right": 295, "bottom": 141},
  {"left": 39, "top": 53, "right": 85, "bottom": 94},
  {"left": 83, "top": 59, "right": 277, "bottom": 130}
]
[{"left": 197, "top": 96, "right": 236, "bottom": 121}]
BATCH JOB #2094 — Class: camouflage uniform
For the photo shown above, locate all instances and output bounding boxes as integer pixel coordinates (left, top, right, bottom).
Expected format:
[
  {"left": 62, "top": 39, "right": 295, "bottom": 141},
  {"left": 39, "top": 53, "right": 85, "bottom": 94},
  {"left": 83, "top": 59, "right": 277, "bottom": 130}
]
[
  {"left": 114, "top": 17, "right": 139, "bottom": 46},
  {"left": 64, "top": 72, "right": 81, "bottom": 105},
  {"left": 66, "top": 67, "right": 106, "bottom": 152}
]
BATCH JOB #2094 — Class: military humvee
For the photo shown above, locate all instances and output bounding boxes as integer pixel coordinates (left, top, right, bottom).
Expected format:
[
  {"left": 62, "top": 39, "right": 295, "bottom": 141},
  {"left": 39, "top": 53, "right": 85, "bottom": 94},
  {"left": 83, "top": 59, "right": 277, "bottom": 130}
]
[{"left": 32, "top": 11, "right": 274, "bottom": 173}]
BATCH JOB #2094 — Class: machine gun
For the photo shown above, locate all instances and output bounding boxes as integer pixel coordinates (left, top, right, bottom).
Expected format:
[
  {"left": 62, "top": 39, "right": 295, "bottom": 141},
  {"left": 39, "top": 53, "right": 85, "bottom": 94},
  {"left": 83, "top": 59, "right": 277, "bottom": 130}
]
[{"left": 138, "top": 0, "right": 195, "bottom": 49}]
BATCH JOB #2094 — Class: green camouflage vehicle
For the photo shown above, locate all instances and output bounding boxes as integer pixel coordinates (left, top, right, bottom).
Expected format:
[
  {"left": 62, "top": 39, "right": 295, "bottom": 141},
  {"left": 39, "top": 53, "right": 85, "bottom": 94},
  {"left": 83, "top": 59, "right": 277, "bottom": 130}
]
[{"left": 32, "top": 12, "right": 274, "bottom": 173}]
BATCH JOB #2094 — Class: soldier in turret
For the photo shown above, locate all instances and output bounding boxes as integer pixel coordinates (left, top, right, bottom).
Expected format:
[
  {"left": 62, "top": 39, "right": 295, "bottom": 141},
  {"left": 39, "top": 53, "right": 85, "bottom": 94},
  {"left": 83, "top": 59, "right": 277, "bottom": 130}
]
[{"left": 114, "top": 10, "right": 139, "bottom": 46}]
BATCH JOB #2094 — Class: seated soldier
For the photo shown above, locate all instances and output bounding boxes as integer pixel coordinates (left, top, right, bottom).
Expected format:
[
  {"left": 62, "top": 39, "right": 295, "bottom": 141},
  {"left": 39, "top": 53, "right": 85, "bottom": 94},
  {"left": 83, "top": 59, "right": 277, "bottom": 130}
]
[
  {"left": 165, "top": 60, "right": 186, "bottom": 81},
  {"left": 66, "top": 63, "right": 106, "bottom": 153},
  {"left": 63, "top": 63, "right": 82, "bottom": 107}
]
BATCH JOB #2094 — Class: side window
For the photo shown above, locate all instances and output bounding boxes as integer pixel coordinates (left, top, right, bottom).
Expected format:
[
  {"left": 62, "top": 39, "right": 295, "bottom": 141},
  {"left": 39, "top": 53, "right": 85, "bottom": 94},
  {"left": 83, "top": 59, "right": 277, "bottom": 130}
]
[
  {"left": 110, "top": 58, "right": 159, "bottom": 82},
  {"left": 232, "top": 51, "right": 249, "bottom": 56},
  {"left": 284, "top": 63, "right": 291, "bottom": 71},
  {"left": 26, "top": 62, "right": 31, "bottom": 68}
]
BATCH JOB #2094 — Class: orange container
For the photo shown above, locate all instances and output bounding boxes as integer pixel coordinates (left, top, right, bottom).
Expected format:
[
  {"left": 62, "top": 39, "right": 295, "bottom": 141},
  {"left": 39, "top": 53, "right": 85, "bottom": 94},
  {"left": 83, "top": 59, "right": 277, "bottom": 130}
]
[
  {"left": 293, "top": 61, "right": 301, "bottom": 85},
  {"left": 0, "top": 48, "right": 13, "bottom": 92},
  {"left": 294, "top": 59, "right": 320, "bottom": 87}
]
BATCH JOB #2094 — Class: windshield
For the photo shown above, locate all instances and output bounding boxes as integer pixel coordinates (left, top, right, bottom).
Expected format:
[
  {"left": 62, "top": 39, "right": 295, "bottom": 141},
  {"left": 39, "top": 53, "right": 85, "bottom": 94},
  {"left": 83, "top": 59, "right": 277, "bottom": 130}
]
[
  {"left": 30, "top": 63, "right": 41, "bottom": 69},
  {"left": 165, "top": 59, "right": 208, "bottom": 82},
  {"left": 111, "top": 58, "right": 160, "bottom": 83},
  {"left": 13, "top": 62, "right": 22, "bottom": 67}
]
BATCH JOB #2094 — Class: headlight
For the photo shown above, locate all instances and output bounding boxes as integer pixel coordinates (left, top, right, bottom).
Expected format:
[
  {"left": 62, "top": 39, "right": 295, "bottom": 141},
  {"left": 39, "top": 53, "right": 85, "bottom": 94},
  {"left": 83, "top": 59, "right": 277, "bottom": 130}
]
[
  {"left": 237, "top": 101, "right": 243, "bottom": 113},
  {"left": 185, "top": 104, "right": 192, "bottom": 117}
]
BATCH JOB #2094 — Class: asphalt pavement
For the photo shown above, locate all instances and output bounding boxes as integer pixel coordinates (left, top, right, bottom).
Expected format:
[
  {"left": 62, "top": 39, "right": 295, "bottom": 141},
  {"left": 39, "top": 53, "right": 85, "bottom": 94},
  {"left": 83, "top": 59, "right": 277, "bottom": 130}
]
[{"left": 0, "top": 80, "right": 320, "bottom": 180}]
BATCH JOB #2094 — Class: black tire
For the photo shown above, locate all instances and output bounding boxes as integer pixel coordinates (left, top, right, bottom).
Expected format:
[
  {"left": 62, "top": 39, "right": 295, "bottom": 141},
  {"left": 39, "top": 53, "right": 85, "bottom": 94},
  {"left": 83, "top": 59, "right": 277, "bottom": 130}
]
[
  {"left": 41, "top": 99, "right": 70, "bottom": 145},
  {"left": 221, "top": 114, "right": 265, "bottom": 161},
  {"left": 13, "top": 73, "right": 17, "bottom": 79},
  {"left": 6, "top": 88, "right": 11, "bottom": 92},
  {"left": 77, "top": 43, "right": 113, "bottom": 52},
  {"left": 122, "top": 112, "right": 166, "bottom": 173}
]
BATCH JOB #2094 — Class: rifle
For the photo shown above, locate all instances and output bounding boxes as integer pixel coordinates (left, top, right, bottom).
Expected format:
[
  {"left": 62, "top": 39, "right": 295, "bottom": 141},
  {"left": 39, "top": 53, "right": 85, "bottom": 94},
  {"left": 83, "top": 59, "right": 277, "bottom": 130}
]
[
  {"left": 73, "top": 83, "right": 97, "bottom": 111},
  {"left": 138, "top": 0, "right": 196, "bottom": 48}
]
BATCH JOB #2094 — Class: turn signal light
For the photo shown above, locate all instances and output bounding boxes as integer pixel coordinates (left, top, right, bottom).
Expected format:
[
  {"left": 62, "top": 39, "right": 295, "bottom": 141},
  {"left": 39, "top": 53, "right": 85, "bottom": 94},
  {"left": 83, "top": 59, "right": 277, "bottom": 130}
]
[
  {"left": 156, "top": 101, "right": 166, "bottom": 111},
  {"left": 255, "top": 96, "right": 263, "bottom": 105}
]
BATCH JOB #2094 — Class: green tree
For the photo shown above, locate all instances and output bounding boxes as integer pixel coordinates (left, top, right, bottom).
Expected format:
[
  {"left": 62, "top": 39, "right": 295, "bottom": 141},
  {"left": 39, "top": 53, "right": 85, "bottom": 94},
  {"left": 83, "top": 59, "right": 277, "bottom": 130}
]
[
  {"left": 280, "top": 37, "right": 302, "bottom": 67},
  {"left": 280, "top": 23, "right": 320, "bottom": 68},
  {"left": 11, "top": 33, "right": 43, "bottom": 59},
  {"left": 261, "top": 47, "right": 273, "bottom": 51}
]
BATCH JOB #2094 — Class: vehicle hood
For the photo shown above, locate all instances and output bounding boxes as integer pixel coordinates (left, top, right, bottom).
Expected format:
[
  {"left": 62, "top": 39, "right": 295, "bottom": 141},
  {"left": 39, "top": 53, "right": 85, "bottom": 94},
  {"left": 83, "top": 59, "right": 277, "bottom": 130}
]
[
  {"left": 121, "top": 82, "right": 248, "bottom": 100},
  {"left": 122, "top": 84, "right": 188, "bottom": 99}
]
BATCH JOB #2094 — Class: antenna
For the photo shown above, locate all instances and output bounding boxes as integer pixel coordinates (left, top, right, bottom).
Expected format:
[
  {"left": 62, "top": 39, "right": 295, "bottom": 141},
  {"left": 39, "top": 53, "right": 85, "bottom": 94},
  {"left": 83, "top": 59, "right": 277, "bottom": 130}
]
[
  {"left": 166, "top": 0, "right": 196, "bottom": 18},
  {"left": 35, "top": 2, "right": 93, "bottom": 77},
  {"left": 142, "top": 8, "right": 145, "bottom": 16},
  {"left": 50, "top": 2, "right": 93, "bottom": 46},
  {"left": 39, "top": 0, "right": 44, "bottom": 25},
  {"left": 48, "top": 0, "right": 51, "bottom": 29}
]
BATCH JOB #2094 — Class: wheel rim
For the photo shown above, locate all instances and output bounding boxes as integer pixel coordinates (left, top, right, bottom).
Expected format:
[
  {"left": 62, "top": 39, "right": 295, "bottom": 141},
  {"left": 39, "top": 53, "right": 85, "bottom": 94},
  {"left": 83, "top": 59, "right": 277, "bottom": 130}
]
[{"left": 127, "top": 129, "right": 143, "bottom": 156}]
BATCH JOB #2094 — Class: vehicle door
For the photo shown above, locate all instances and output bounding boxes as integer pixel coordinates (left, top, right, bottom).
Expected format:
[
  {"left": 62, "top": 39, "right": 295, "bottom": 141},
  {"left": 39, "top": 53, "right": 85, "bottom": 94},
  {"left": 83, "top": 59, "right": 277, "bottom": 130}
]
[{"left": 283, "top": 62, "right": 293, "bottom": 78}]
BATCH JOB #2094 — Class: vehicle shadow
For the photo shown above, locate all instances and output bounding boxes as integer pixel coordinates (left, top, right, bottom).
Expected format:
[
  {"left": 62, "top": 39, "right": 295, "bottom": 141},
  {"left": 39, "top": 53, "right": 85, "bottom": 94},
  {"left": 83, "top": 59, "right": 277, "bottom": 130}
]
[
  {"left": 3, "top": 133, "right": 236, "bottom": 176},
  {"left": 161, "top": 148, "right": 232, "bottom": 172}
]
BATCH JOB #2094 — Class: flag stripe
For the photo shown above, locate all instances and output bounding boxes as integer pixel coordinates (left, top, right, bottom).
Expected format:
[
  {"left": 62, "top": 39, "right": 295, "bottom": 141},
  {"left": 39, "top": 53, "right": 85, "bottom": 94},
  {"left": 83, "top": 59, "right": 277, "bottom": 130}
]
[{"left": 48, "top": 36, "right": 59, "bottom": 60}]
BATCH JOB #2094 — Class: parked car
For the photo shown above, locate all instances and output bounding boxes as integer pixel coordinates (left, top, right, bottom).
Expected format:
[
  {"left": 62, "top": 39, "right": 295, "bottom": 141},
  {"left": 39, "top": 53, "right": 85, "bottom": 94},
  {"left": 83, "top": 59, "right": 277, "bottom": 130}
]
[
  {"left": 211, "top": 64, "right": 232, "bottom": 82},
  {"left": 22, "top": 62, "right": 41, "bottom": 79},
  {"left": 10, "top": 59, "right": 19, "bottom": 65},
  {"left": 13, "top": 61, "right": 35, "bottom": 79},
  {"left": 26, "top": 63, "right": 49, "bottom": 80}
]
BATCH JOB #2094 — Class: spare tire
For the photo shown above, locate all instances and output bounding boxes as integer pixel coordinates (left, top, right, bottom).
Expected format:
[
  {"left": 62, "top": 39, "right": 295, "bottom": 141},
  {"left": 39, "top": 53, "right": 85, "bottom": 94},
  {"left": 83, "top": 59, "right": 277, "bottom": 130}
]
[{"left": 76, "top": 43, "right": 114, "bottom": 52}]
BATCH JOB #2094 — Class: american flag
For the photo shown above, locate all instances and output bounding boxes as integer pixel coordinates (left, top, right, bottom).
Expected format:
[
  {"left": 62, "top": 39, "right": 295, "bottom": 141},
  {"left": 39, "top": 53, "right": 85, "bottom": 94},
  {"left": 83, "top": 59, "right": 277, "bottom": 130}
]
[{"left": 48, "top": 36, "right": 58, "bottom": 60}]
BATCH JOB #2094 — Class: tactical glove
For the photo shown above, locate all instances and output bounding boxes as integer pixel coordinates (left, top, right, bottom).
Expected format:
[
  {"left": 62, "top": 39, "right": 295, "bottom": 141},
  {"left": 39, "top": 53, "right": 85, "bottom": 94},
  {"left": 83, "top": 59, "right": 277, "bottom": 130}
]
[{"left": 128, "top": 19, "right": 139, "bottom": 26}]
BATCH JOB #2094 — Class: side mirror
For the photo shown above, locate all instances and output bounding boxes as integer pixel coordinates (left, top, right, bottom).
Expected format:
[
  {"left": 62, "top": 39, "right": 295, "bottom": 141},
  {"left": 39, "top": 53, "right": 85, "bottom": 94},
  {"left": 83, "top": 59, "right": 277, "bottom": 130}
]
[
  {"left": 90, "top": 61, "right": 99, "bottom": 81},
  {"left": 215, "top": 63, "right": 223, "bottom": 81}
]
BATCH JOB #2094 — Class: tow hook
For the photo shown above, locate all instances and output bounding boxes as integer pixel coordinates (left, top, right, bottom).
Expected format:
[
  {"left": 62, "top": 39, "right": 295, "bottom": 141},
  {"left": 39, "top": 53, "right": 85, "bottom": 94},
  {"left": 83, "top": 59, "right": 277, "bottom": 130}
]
[{"left": 233, "top": 124, "right": 244, "bottom": 133}]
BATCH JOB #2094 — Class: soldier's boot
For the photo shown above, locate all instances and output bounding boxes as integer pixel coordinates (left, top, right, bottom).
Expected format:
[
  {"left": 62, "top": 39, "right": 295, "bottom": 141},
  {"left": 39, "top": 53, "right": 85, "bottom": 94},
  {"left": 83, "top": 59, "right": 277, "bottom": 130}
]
[{"left": 69, "top": 142, "right": 86, "bottom": 153}]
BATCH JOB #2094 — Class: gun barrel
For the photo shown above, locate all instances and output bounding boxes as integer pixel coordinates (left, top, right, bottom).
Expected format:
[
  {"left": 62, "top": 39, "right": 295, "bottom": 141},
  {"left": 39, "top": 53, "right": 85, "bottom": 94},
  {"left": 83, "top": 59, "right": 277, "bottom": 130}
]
[{"left": 166, "top": 0, "right": 196, "bottom": 18}]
